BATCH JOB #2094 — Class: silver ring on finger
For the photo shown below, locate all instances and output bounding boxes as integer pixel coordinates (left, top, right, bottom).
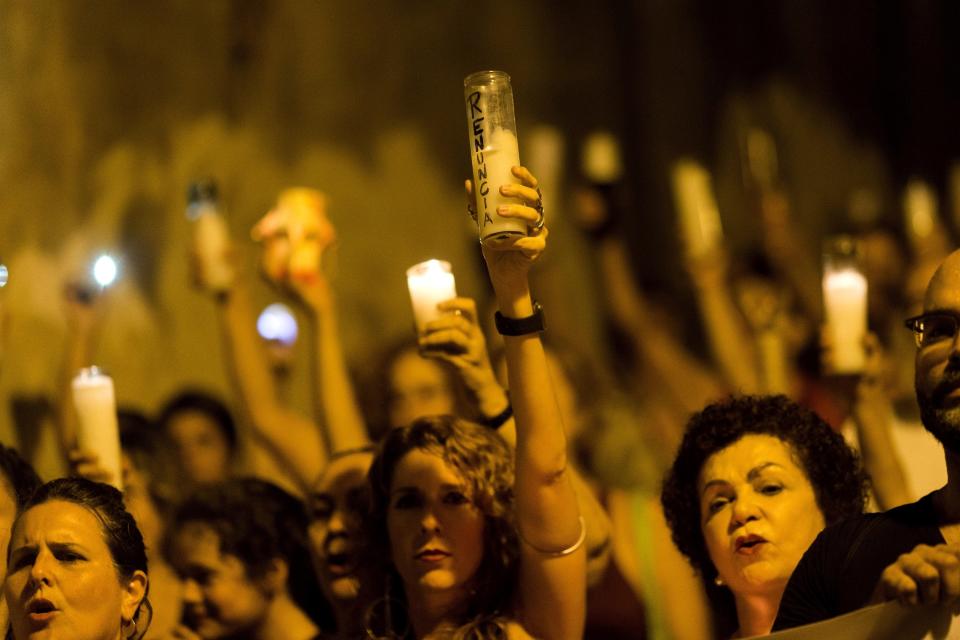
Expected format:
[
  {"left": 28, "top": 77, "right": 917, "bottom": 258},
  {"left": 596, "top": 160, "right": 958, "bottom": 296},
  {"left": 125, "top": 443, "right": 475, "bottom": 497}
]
[{"left": 532, "top": 187, "right": 545, "bottom": 231}]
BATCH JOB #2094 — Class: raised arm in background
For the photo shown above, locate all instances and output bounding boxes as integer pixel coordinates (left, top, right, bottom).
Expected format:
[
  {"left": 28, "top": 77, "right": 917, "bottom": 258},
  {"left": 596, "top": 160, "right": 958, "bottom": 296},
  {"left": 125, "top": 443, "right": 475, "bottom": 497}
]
[
  {"left": 572, "top": 188, "right": 724, "bottom": 416},
  {"left": 685, "top": 246, "right": 763, "bottom": 394},
  {"left": 286, "top": 267, "right": 370, "bottom": 453},
  {"left": 194, "top": 245, "right": 327, "bottom": 493},
  {"left": 826, "top": 331, "right": 911, "bottom": 510}
]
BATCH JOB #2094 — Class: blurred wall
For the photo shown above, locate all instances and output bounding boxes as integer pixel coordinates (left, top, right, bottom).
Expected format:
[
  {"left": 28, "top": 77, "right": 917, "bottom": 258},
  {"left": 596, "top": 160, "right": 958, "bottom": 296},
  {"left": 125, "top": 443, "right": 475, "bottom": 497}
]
[{"left": 1, "top": 0, "right": 957, "bottom": 474}]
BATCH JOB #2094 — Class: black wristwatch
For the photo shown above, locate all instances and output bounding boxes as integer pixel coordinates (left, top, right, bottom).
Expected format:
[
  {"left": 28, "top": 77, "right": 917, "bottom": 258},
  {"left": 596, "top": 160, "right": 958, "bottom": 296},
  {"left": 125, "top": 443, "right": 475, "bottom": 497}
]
[{"left": 494, "top": 302, "right": 546, "bottom": 336}]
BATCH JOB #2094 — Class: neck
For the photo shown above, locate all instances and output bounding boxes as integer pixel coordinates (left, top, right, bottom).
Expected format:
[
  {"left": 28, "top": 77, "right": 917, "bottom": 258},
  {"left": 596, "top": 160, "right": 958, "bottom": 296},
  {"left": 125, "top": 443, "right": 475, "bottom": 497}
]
[
  {"left": 406, "top": 585, "right": 470, "bottom": 639},
  {"left": 331, "top": 596, "right": 364, "bottom": 638},
  {"left": 732, "top": 589, "right": 782, "bottom": 638},
  {"left": 934, "top": 449, "right": 960, "bottom": 522},
  {"left": 257, "top": 593, "right": 319, "bottom": 640}
]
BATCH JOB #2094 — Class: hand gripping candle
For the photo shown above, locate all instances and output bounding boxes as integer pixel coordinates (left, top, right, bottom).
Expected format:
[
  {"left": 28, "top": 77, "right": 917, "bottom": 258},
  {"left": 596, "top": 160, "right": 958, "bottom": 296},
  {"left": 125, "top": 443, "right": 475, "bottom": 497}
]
[
  {"left": 464, "top": 70, "right": 527, "bottom": 246},
  {"left": 71, "top": 367, "right": 122, "bottom": 489},
  {"left": 407, "top": 260, "right": 457, "bottom": 334},
  {"left": 822, "top": 237, "right": 868, "bottom": 374}
]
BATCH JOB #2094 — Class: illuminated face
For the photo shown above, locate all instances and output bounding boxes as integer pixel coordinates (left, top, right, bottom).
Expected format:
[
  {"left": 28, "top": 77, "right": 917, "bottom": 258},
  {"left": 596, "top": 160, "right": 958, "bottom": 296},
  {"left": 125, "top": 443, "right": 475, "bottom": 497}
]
[
  {"left": 387, "top": 449, "right": 485, "bottom": 596},
  {"left": 166, "top": 411, "right": 231, "bottom": 485},
  {"left": 308, "top": 451, "right": 374, "bottom": 603},
  {"left": 388, "top": 349, "right": 455, "bottom": 428},
  {"left": 5, "top": 501, "right": 146, "bottom": 640},
  {"left": 916, "top": 254, "right": 960, "bottom": 453},
  {"left": 698, "top": 435, "right": 824, "bottom": 597},
  {"left": 168, "top": 522, "right": 270, "bottom": 639}
]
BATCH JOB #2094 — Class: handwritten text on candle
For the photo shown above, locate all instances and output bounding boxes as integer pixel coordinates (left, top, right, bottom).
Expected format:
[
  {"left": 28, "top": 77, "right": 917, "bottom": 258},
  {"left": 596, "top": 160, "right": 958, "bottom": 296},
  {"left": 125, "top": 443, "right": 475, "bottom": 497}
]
[{"left": 468, "top": 91, "right": 495, "bottom": 228}]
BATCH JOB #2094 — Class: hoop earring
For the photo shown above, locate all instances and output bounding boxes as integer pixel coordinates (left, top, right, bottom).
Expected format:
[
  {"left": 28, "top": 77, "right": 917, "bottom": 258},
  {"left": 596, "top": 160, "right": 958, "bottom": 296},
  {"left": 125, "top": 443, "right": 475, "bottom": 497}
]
[{"left": 364, "top": 576, "right": 410, "bottom": 639}]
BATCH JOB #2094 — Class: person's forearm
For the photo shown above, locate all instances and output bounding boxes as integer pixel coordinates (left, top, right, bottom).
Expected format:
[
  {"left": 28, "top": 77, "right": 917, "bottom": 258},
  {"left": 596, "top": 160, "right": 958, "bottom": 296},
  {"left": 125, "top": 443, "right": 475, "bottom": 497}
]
[
  {"left": 55, "top": 322, "right": 98, "bottom": 456},
  {"left": 218, "top": 282, "right": 327, "bottom": 487},
  {"left": 312, "top": 300, "right": 369, "bottom": 452},
  {"left": 854, "top": 392, "right": 912, "bottom": 509},
  {"left": 598, "top": 239, "right": 724, "bottom": 410},
  {"left": 692, "top": 283, "right": 761, "bottom": 393},
  {"left": 496, "top": 282, "right": 581, "bottom": 548}
]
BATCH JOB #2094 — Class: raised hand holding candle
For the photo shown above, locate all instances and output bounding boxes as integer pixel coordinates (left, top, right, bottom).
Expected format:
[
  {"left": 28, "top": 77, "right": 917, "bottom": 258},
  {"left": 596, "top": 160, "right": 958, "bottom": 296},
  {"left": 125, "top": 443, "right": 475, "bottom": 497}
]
[
  {"left": 671, "top": 159, "right": 723, "bottom": 257},
  {"left": 407, "top": 260, "right": 457, "bottom": 334},
  {"left": 71, "top": 367, "right": 122, "bottom": 489},
  {"left": 822, "top": 237, "right": 868, "bottom": 374},
  {"left": 464, "top": 70, "right": 527, "bottom": 246}
]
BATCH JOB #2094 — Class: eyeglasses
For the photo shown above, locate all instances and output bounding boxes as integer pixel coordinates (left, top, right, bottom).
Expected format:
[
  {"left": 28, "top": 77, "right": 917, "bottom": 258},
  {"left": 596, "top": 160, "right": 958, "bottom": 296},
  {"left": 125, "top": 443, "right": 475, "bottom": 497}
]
[{"left": 904, "top": 312, "right": 960, "bottom": 348}]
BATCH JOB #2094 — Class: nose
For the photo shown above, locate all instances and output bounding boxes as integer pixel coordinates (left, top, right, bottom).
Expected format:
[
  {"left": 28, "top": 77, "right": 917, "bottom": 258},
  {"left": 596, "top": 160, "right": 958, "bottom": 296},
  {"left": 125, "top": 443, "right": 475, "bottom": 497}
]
[
  {"left": 729, "top": 495, "right": 761, "bottom": 531},
  {"left": 28, "top": 550, "right": 53, "bottom": 587},
  {"left": 181, "top": 578, "right": 203, "bottom": 605},
  {"left": 420, "top": 510, "right": 441, "bottom": 534},
  {"left": 328, "top": 509, "right": 347, "bottom": 535}
]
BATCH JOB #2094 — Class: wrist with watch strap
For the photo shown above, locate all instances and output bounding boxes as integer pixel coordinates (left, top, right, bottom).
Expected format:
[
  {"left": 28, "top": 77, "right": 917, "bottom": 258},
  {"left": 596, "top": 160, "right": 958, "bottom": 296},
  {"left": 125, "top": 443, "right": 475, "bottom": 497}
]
[{"left": 494, "top": 301, "right": 546, "bottom": 336}]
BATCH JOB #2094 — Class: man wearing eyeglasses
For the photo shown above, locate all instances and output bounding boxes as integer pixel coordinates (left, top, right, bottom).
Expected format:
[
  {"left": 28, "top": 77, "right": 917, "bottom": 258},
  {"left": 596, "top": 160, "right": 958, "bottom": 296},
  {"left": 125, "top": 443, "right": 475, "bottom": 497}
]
[{"left": 774, "top": 250, "right": 960, "bottom": 630}]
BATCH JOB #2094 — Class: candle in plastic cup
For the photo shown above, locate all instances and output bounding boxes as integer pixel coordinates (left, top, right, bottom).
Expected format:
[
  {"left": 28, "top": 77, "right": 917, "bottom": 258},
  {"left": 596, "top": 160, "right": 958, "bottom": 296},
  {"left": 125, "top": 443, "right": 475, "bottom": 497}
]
[
  {"left": 407, "top": 260, "right": 457, "bottom": 334},
  {"left": 71, "top": 367, "right": 122, "bottom": 489},
  {"left": 465, "top": 70, "right": 527, "bottom": 246},
  {"left": 823, "top": 268, "right": 868, "bottom": 374}
]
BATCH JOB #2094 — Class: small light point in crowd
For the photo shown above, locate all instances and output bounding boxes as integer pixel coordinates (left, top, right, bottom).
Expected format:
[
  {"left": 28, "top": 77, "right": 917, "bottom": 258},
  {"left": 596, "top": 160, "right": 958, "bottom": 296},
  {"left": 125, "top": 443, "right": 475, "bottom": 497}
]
[
  {"left": 0, "top": 264, "right": 7, "bottom": 287},
  {"left": 93, "top": 254, "right": 119, "bottom": 288},
  {"left": 257, "top": 303, "right": 298, "bottom": 346}
]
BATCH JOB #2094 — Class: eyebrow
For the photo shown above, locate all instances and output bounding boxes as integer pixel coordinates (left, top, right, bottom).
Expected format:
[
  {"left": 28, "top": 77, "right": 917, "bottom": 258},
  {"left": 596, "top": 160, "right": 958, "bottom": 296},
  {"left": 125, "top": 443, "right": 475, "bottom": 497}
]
[
  {"left": 391, "top": 483, "right": 466, "bottom": 496},
  {"left": 701, "top": 462, "right": 785, "bottom": 494}
]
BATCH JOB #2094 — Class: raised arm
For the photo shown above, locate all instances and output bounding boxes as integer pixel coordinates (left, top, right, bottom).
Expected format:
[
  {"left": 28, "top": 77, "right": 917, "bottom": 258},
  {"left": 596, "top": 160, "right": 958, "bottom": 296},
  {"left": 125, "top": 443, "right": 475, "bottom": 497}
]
[
  {"left": 478, "top": 168, "right": 585, "bottom": 640},
  {"left": 685, "top": 246, "right": 762, "bottom": 394},
  {"left": 287, "top": 270, "right": 370, "bottom": 453},
  {"left": 54, "top": 284, "right": 105, "bottom": 458},
  {"left": 572, "top": 187, "right": 724, "bottom": 414},
  {"left": 194, "top": 244, "right": 327, "bottom": 493},
  {"left": 418, "top": 295, "right": 612, "bottom": 585}
]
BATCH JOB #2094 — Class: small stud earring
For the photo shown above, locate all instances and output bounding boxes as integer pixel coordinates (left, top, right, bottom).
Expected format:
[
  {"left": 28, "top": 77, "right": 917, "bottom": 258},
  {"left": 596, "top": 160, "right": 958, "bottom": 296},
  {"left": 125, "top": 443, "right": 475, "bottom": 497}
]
[{"left": 714, "top": 575, "right": 724, "bottom": 587}]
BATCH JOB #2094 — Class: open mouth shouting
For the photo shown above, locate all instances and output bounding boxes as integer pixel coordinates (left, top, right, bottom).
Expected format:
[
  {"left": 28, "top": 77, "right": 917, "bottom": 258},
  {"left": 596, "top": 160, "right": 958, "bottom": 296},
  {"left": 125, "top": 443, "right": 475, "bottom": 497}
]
[
  {"left": 26, "top": 597, "right": 58, "bottom": 624},
  {"left": 735, "top": 534, "right": 768, "bottom": 556}
]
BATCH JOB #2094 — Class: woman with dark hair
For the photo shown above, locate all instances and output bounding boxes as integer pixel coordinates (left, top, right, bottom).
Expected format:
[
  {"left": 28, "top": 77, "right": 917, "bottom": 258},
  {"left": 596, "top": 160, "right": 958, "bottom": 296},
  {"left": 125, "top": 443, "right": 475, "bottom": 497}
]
[
  {"left": 661, "top": 395, "right": 868, "bottom": 637},
  {"left": 4, "top": 477, "right": 150, "bottom": 640},
  {"left": 165, "top": 478, "right": 329, "bottom": 640},
  {"left": 361, "top": 166, "right": 585, "bottom": 639},
  {"left": 156, "top": 390, "right": 237, "bottom": 487}
]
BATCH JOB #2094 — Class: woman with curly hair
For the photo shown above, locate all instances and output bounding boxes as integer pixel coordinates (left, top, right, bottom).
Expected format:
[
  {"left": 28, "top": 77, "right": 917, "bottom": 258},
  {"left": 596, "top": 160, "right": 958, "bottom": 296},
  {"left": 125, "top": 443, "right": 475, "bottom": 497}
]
[
  {"left": 361, "top": 165, "right": 585, "bottom": 639},
  {"left": 661, "top": 394, "right": 868, "bottom": 637}
]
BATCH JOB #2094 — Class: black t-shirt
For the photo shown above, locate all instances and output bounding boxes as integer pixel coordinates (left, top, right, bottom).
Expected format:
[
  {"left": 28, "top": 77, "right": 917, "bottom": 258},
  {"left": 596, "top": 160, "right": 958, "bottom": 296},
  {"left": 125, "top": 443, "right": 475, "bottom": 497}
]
[{"left": 773, "top": 493, "right": 945, "bottom": 631}]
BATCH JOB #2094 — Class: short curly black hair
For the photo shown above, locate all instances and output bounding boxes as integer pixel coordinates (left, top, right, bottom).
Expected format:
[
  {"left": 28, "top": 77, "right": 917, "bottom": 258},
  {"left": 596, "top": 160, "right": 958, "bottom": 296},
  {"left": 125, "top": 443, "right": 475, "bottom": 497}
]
[
  {"left": 166, "top": 478, "right": 330, "bottom": 629},
  {"left": 661, "top": 394, "right": 867, "bottom": 581}
]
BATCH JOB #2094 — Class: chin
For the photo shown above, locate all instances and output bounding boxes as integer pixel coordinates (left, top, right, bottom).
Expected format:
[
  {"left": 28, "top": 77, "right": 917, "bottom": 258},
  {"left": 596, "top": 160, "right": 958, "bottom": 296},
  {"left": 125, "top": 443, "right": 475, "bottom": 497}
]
[
  {"left": 329, "top": 576, "right": 361, "bottom": 601},
  {"left": 418, "top": 570, "right": 461, "bottom": 592},
  {"left": 735, "top": 566, "right": 790, "bottom": 594}
]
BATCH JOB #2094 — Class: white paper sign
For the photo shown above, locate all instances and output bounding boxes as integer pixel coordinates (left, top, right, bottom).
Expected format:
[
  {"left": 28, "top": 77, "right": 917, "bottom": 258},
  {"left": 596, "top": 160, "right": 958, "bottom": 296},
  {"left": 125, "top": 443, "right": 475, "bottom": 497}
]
[{"left": 753, "top": 601, "right": 960, "bottom": 640}]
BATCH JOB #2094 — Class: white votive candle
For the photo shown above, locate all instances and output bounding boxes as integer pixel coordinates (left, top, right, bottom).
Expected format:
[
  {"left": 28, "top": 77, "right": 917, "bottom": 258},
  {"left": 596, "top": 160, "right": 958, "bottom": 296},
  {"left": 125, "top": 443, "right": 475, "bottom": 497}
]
[
  {"left": 823, "top": 268, "right": 868, "bottom": 373},
  {"left": 407, "top": 260, "right": 457, "bottom": 334},
  {"left": 71, "top": 367, "right": 122, "bottom": 490},
  {"left": 672, "top": 160, "right": 723, "bottom": 256}
]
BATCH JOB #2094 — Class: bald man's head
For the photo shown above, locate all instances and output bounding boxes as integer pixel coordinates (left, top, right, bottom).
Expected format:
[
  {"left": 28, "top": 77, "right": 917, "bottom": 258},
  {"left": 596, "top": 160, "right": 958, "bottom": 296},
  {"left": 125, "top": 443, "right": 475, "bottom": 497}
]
[{"left": 916, "top": 248, "right": 960, "bottom": 453}]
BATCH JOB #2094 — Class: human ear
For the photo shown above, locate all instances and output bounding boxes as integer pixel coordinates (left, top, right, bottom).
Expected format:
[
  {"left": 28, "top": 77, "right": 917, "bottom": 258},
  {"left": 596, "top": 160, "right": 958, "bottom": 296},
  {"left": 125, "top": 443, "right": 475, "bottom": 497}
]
[
  {"left": 120, "top": 570, "right": 148, "bottom": 625},
  {"left": 261, "top": 557, "right": 289, "bottom": 596}
]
